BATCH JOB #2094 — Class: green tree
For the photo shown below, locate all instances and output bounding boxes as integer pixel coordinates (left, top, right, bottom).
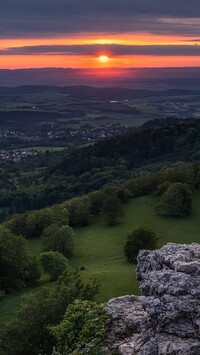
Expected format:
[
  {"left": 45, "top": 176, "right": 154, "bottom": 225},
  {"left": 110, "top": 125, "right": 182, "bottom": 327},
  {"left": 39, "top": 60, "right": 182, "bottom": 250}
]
[
  {"left": 50, "top": 205, "right": 69, "bottom": 225},
  {"left": 42, "top": 224, "right": 74, "bottom": 258},
  {"left": 154, "top": 181, "right": 171, "bottom": 197},
  {"left": 4, "top": 206, "right": 69, "bottom": 239},
  {"left": 102, "top": 195, "right": 124, "bottom": 225},
  {"left": 0, "top": 269, "right": 100, "bottom": 355},
  {"left": 116, "top": 188, "right": 130, "bottom": 203},
  {"left": 67, "top": 197, "right": 91, "bottom": 227},
  {"left": 39, "top": 251, "right": 68, "bottom": 281},
  {"left": 89, "top": 191, "right": 105, "bottom": 215},
  {"left": 0, "top": 226, "right": 40, "bottom": 292},
  {"left": 51, "top": 300, "right": 108, "bottom": 354},
  {"left": 124, "top": 227, "right": 158, "bottom": 263},
  {"left": 156, "top": 182, "right": 193, "bottom": 217},
  {"left": 4, "top": 212, "right": 27, "bottom": 236}
]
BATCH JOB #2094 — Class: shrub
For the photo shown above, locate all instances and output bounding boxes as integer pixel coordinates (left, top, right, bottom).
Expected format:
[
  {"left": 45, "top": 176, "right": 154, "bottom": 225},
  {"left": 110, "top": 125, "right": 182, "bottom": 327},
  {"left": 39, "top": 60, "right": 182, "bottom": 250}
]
[
  {"left": 39, "top": 251, "right": 68, "bottom": 281},
  {"left": 51, "top": 300, "right": 108, "bottom": 354},
  {"left": 124, "top": 227, "right": 158, "bottom": 263}
]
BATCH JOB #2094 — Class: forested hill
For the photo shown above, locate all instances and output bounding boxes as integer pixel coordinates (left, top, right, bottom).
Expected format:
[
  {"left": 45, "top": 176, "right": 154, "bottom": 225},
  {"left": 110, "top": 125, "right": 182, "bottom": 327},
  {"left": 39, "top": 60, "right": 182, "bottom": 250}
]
[
  {"left": 51, "top": 119, "right": 200, "bottom": 178},
  {"left": 1, "top": 119, "right": 200, "bottom": 217}
]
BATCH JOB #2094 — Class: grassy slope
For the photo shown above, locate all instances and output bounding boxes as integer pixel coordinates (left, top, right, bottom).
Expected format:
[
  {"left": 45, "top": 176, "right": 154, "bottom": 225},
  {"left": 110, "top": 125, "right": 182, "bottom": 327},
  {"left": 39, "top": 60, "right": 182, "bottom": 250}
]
[{"left": 1, "top": 190, "right": 200, "bottom": 326}]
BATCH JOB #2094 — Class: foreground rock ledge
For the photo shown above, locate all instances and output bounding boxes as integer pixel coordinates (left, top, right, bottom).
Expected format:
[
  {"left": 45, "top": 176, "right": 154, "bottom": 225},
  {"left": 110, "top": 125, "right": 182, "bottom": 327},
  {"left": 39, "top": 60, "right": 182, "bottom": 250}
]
[{"left": 105, "top": 243, "right": 200, "bottom": 355}]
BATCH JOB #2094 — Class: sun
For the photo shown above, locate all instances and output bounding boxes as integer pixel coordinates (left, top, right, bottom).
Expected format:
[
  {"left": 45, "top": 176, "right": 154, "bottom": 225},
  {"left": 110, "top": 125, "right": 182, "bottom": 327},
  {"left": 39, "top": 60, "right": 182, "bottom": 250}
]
[{"left": 99, "top": 55, "right": 109, "bottom": 63}]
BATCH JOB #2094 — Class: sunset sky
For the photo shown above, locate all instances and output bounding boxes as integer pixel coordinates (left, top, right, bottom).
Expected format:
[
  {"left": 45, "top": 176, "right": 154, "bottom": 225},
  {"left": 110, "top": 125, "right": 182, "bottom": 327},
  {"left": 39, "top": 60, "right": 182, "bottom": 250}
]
[{"left": 1, "top": 0, "right": 200, "bottom": 69}]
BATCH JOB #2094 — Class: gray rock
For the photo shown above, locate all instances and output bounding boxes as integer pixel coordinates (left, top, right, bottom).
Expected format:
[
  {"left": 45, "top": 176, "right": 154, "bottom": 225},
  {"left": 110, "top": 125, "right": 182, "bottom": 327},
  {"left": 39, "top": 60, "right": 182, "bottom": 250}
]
[{"left": 106, "top": 243, "right": 200, "bottom": 354}]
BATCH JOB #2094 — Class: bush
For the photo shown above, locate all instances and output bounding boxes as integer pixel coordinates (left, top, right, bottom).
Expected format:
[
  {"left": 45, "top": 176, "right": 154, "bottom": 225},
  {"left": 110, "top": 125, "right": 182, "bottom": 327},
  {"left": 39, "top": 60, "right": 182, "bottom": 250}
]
[
  {"left": 39, "top": 251, "right": 68, "bottom": 281},
  {"left": 51, "top": 300, "right": 108, "bottom": 354},
  {"left": 124, "top": 227, "right": 158, "bottom": 263},
  {"left": 156, "top": 182, "right": 193, "bottom": 217}
]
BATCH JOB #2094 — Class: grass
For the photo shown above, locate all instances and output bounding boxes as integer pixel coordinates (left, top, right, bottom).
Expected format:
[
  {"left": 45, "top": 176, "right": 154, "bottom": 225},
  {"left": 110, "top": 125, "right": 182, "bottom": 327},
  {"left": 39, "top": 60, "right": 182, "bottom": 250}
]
[
  {"left": 1, "top": 189, "right": 200, "bottom": 326},
  {"left": 80, "top": 259, "right": 139, "bottom": 302},
  {"left": 26, "top": 238, "right": 42, "bottom": 255}
]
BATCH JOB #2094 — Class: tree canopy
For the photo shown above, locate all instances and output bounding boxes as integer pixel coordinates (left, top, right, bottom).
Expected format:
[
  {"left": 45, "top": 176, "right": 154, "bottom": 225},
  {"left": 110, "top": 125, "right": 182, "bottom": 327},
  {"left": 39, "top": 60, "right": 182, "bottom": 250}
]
[
  {"left": 102, "top": 195, "right": 124, "bottom": 225},
  {"left": 51, "top": 300, "right": 108, "bottom": 354},
  {"left": 0, "top": 226, "right": 40, "bottom": 292},
  {"left": 124, "top": 227, "right": 158, "bottom": 263},
  {"left": 156, "top": 182, "right": 193, "bottom": 217},
  {"left": 42, "top": 224, "right": 74, "bottom": 258},
  {"left": 39, "top": 251, "right": 68, "bottom": 281}
]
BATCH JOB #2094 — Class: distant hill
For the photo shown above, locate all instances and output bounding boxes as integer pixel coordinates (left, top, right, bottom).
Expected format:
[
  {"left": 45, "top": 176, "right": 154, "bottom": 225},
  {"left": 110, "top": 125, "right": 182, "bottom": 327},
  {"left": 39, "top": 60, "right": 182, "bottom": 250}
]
[
  {"left": 1, "top": 67, "right": 200, "bottom": 89},
  {"left": 0, "top": 84, "right": 200, "bottom": 100}
]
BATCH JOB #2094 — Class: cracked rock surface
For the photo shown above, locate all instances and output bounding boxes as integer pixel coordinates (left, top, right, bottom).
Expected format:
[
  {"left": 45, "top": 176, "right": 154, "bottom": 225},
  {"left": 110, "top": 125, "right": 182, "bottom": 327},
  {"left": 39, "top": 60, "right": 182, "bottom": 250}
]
[{"left": 105, "top": 243, "right": 200, "bottom": 355}]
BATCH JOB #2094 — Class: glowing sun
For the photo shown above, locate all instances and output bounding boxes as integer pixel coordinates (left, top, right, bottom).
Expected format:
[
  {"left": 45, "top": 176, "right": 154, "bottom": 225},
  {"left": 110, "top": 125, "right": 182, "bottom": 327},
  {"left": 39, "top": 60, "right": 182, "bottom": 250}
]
[{"left": 99, "top": 55, "right": 109, "bottom": 63}]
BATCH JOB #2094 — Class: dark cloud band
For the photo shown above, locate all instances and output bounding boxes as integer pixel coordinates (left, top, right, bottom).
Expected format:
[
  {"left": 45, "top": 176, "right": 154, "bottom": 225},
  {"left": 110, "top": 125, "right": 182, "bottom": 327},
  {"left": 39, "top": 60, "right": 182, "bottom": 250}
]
[{"left": 1, "top": 44, "right": 200, "bottom": 56}]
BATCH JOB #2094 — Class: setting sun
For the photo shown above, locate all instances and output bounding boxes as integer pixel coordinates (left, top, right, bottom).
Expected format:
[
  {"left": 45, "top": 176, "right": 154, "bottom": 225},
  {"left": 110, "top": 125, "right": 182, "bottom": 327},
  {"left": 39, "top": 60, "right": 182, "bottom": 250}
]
[{"left": 99, "top": 55, "right": 109, "bottom": 63}]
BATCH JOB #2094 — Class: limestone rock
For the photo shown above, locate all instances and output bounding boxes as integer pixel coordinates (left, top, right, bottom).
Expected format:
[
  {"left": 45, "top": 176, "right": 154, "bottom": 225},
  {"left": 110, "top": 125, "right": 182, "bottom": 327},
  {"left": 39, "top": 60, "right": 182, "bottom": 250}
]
[{"left": 106, "top": 243, "right": 200, "bottom": 354}]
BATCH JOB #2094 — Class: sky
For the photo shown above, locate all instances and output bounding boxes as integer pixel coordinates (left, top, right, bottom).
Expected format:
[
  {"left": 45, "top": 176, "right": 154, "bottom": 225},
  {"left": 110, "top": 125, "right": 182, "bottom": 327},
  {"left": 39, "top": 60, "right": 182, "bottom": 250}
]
[{"left": 1, "top": 0, "right": 200, "bottom": 69}]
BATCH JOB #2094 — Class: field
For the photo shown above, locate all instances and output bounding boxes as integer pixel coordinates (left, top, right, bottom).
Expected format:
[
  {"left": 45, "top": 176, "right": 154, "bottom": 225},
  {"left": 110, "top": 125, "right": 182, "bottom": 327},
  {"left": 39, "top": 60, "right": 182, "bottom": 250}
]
[{"left": 1, "top": 190, "right": 200, "bottom": 327}]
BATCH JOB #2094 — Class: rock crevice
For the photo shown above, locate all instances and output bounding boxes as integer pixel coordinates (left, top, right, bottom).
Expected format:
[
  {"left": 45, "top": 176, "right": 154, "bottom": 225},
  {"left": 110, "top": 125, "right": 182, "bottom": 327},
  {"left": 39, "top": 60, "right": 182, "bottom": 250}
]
[{"left": 106, "top": 243, "right": 200, "bottom": 355}]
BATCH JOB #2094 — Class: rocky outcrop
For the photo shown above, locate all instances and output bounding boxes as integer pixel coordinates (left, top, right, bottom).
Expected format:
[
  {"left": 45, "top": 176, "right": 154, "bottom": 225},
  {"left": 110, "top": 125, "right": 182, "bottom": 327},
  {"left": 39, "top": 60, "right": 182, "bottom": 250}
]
[{"left": 105, "top": 243, "right": 200, "bottom": 355}]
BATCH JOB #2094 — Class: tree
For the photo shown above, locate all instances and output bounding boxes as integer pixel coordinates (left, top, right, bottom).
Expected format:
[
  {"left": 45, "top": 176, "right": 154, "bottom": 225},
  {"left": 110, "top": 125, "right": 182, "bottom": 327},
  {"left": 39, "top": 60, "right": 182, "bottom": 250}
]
[
  {"left": 102, "top": 185, "right": 130, "bottom": 203},
  {"left": 0, "top": 226, "right": 40, "bottom": 292},
  {"left": 154, "top": 181, "right": 171, "bottom": 197},
  {"left": 124, "top": 227, "right": 158, "bottom": 263},
  {"left": 89, "top": 191, "right": 105, "bottom": 215},
  {"left": 116, "top": 188, "right": 130, "bottom": 203},
  {"left": 102, "top": 195, "right": 124, "bottom": 225},
  {"left": 0, "top": 269, "right": 100, "bottom": 355},
  {"left": 42, "top": 224, "right": 74, "bottom": 258},
  {"left": 4, "top": 206, "right": 69, "bottom": 238},
  {"left": 50, "top": 205, "right": 69, "bottom": 226},
  {"left": 39, "top": 251, "right": 68, "bottom": 281},
  {"left": 4, "top": 212, "right": 27, "bottom": 236},
  {"left": 51, "top": 300, "right": 108, "bottom": 354},
  {"left": 156, "top": 182, "right": 193, "bottom": 217},
  {"left": 67, "top": 197, "right": 91, "bottom": 227}
]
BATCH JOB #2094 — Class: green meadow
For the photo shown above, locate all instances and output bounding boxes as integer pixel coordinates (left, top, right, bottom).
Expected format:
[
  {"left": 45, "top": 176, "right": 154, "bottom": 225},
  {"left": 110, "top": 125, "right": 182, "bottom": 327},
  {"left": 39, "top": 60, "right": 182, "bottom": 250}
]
[{"left": 1, "top": 190, "right": 200, "bottom": 326}]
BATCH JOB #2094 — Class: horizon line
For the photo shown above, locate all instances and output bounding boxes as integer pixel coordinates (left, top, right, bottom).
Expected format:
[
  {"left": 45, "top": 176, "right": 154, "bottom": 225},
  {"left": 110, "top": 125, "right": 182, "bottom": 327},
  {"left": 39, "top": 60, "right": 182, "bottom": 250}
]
[{"left": 1, "top": 66, "right": 200, "bottom": 71}]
